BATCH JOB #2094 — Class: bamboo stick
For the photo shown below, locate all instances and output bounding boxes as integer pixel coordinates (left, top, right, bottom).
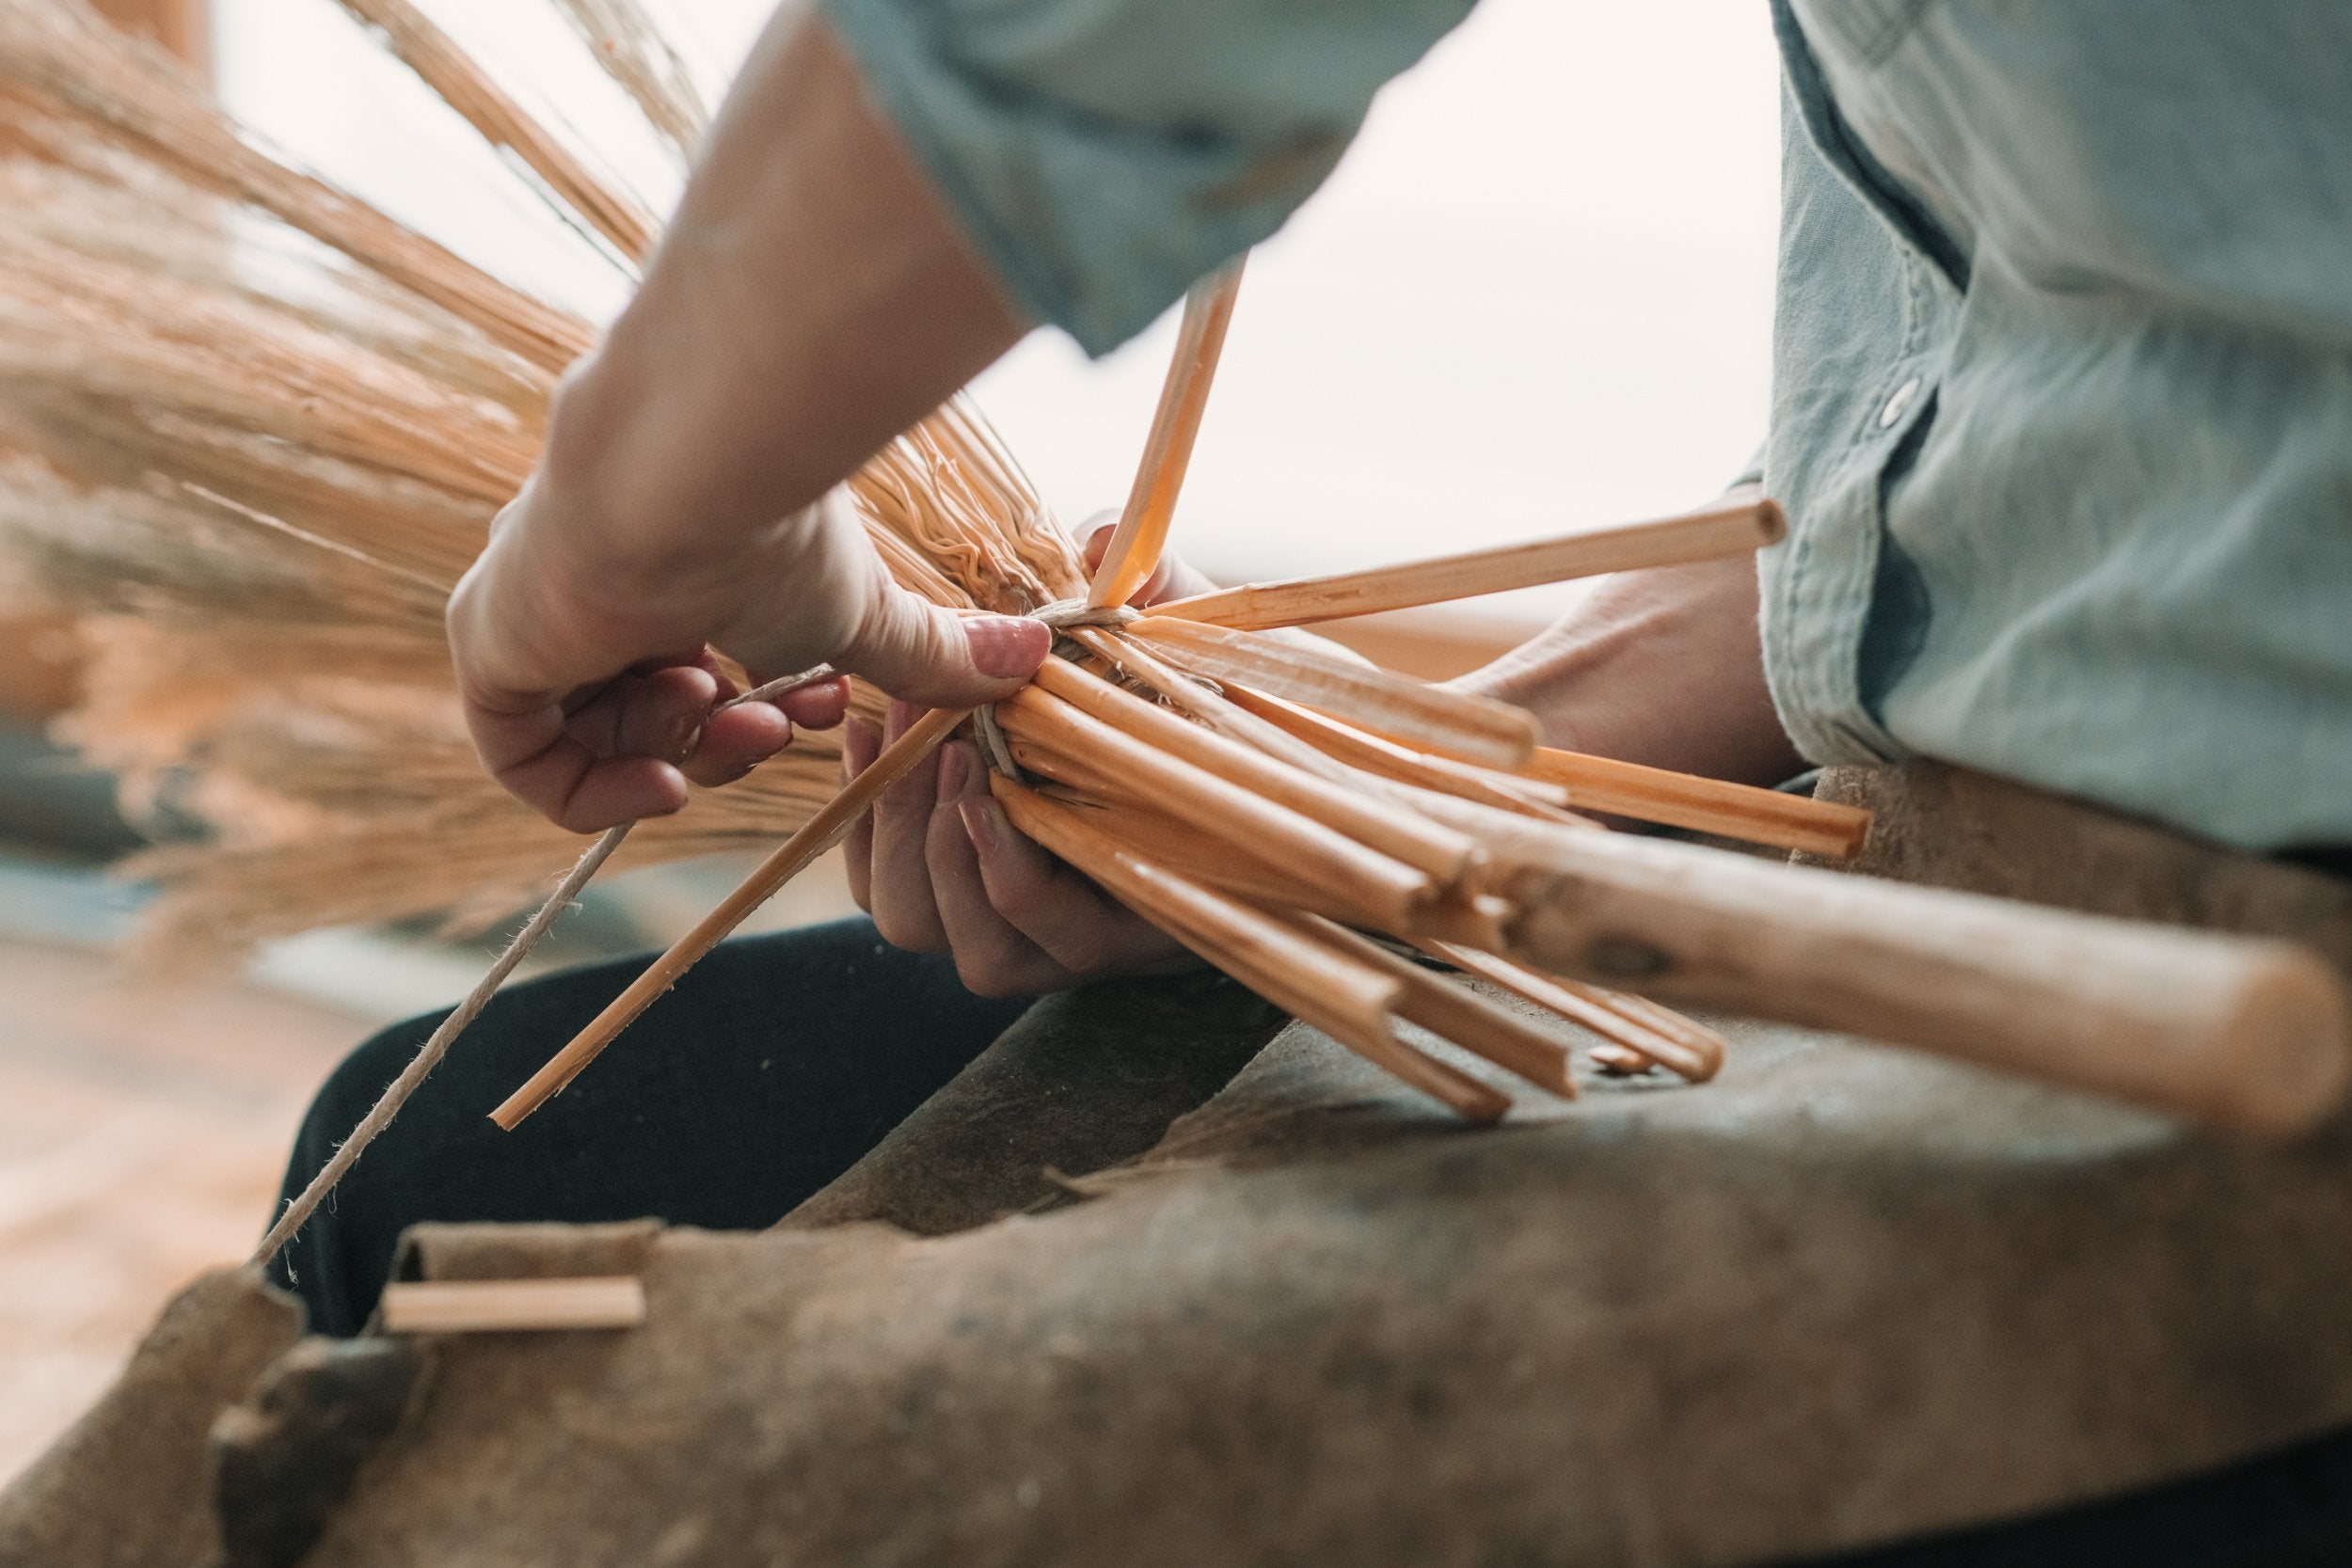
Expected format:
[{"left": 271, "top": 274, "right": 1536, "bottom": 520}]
[
  {"left": 1028, "top": 655, "right": 1480, "bottom": 886},
  {"left": 380, "top": 1276, "right": 645, "bottom": 1334},
  {"left": 1069, "top": 625, "right": 1412, "bottom": 811},
  {"left": 1217, "top": 683, "right": 1576, "bottom": 818},
  {"left": 996, "top": 685, "right": 1437, "bottom": 932},
  {"left": 1422, "top": 940, "right": 1723, "bottom": 1082},
  {"left": 994, "top": 777, "right": 1509, "bottom": 1121},
  {"left": 1087, "top": 260, "right": 1247, "bottom": 609},
  {"left": 1129, "top": 615, "right": 1538, "bottom": 769},
  {"left": 1406, "top": 892, "right": 1517, "bottom": 951},
  {"left": 1292, "top": 912, "right": 1576, "bottom": 1097},
  {"left": 1524, "top": 747, "right": 1870, "bottom": 860},
  {"left": 1151, "top": 498, "right": 1786, "bottom": 630},
  {"left": 490, "top": 705, "right": 967, "bottom": 1130},
  {"left": 1036, "top": 787, "right": 1424, "bottom": 932},
  {"left": 1488, "top": 817, "right": 2352, "bottom": 1132}
]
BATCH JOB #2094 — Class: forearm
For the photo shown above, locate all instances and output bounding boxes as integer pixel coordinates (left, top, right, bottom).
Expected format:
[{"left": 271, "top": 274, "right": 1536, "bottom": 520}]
[
  {"left": 533, "top": 8, "right": 1025, "bottom": 588},
  {"left": 1451, "top": 523, "right": 1804, "bottom": 787}
]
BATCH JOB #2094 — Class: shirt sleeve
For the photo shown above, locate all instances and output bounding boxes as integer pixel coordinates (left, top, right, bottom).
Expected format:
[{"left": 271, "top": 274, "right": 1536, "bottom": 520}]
[{"left": 821, "top": 0, "right": 1480, "bottom": 356}]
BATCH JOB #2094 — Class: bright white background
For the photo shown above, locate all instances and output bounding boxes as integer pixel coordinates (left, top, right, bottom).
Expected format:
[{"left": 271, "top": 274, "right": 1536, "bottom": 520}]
[{"left": 215, "top": 0, "right": 1782, "bottom": 626}]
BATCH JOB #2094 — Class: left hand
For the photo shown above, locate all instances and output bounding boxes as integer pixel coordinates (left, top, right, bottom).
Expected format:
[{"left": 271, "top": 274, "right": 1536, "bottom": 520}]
[{"left": 841, "top": 521, "right": 1214, "bottom": 995}]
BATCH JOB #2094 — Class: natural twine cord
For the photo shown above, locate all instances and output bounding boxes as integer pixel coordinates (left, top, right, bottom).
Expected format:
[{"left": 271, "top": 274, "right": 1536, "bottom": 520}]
[
  {"left": 253, "top": 664, "right": 834, "bottom": 1268},
  {"left": 972, "top": 599, "right": 1136, "bottom": 781}
]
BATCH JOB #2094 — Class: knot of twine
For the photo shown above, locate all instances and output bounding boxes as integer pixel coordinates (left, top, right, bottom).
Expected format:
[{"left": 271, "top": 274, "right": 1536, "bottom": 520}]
[
  {"left": 1028, "top": 597, "right": 1137, "bottom": 632},
  {"left": 970, "top": 598, "right": 1139, "bottom": 779}
]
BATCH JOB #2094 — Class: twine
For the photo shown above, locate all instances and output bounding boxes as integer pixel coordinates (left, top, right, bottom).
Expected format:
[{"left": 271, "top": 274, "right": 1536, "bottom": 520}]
[
  {"left": 972, "top": 600, "right": 1137, "bottom": 780},
  {"left": 253, "top": 664, "right": 835, "bottom": 1270}
]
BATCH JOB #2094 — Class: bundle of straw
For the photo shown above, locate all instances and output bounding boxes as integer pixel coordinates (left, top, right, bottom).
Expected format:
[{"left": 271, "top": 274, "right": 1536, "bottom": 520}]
[{"left": 1, "top": 0, "right": 2344, "bottom": 1215}]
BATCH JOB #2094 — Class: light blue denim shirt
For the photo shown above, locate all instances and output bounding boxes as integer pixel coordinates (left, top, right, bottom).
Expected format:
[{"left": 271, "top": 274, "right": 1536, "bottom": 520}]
[{"left": 823, "top": 0, "right": 2352, "bottom": 851}]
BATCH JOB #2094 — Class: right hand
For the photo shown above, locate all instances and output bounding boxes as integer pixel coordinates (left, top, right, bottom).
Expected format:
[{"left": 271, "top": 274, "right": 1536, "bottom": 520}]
[{"left": 448, "top": 471, "right": 1049, "bottom": 834}]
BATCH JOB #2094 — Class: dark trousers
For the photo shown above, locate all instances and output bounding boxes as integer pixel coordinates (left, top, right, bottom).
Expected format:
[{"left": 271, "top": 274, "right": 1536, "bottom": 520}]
[
  {"left": 268, "top": 916, "right": 2352, "bottom": 1564},
  {"left": 266, "top": 917, "right": 1027, "bottom": 1338}
]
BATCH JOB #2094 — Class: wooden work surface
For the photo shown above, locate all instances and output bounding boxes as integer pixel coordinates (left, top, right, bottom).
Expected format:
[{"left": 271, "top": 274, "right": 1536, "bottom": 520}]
[{"left": 0, "top": 935, "right": 350, "bottom": 1483}]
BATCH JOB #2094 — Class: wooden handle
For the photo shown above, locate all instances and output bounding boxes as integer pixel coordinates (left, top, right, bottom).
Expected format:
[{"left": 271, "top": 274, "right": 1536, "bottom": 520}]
[
  {"left": 1148, "top": 498, "right": 1785, "bottom": 630},
  {"left": 1494, "top": 826, "right": 2352, "bottom": 1133}
]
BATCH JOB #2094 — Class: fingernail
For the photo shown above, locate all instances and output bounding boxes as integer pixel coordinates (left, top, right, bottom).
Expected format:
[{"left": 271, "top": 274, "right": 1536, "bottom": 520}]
[
  {"left": 935, "top": 741, "right": 968, "bottom": 804},
  {"left": 886, "top": 698, "right": 916, "bottom": 742},
  {"left": 964, "top": 616, "right": 1047, "bottom": 680},
  {"left": 958, "top": 798, "right": 1000, "bottom": 854}
]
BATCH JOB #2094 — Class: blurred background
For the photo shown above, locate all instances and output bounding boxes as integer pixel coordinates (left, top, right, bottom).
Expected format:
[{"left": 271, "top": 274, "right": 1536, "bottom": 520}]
[{"left": 0, "top": 0, "right": 1778, "bottom": 1476}]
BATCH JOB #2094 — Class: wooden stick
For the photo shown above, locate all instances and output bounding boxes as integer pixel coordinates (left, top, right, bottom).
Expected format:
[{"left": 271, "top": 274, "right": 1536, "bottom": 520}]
[
  {"left": 1406, "top": 891, "right": 1518, "bottom": 951},
  {"left": 1217, "top": 683, "right": 1576, "bottom": 819},
  {"left": 1088, "top": 259, "right": 1247, "bottom": 609},
  {"left": 1524, "top": 747, "right": 1870, "bottom": 861},
  {"left": 1028, "top": 655, "right": 1480, "bottom": 885},
  {"left": 1128, "top": 615, "right": 1538, "bottom": 769},
  {"left": 380, "top": 1276, "right": 645, "bottom": 1334},
  {"left": 996, "top": 686, "right": 1437, "bottom": 932},
  {"left": 490, "top": 705, "right": 967, "bottom": 1130},
  {"left": 1422, "top": 940, "right": 1724, "bottom": 1082},
  {"left": 1292, "top": 913, "right": 1576, "bottom": 1097},
  {"left": 1151, "top": 498, "right": 1787, "bottom": 630},
  {"left": 994, "top": 777, "right": 1509, "bottom": 1122},
  {"left": 1488, "top": 818, "right": 2352, "bottom": 1133}
]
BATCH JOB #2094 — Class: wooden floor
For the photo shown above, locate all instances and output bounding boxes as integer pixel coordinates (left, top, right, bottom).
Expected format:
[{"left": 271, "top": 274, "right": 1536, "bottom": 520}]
[{"left": 0, "top": 936, "right": 358, "bottom": 1481}]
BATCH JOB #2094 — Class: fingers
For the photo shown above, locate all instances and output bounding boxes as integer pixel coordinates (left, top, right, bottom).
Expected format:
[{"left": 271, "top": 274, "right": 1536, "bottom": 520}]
[
  {"left": 846, "top": 712, "right": 1194, "bottom": 991},
  {"left": 832, "top": 578, "right": 1048, "bottom": 708},
  {"left": 859, "top": 700, "right": 951, "bottom": 951},
  {"left": 566, "top": 663, "right": 717, "bottom": 761},
  {"left": 1078, "top": 516, "right": 1217, "bottom": 606},
  {"left": 770, "top": 675, "right": 850, "bottom": 730},
  {"left": 841, "top": 717, "right": 880, "bottom": 911},
  {"left": 679, "top": 700, "right": 794, "bottom": 786},
  {"left": 920, "top": 741, "right": 1072, "bottom": 996},
  {"left": 467, "top": 698, "right": 691, "bottom": 832},
  {"left": 465, "top": 665, "right": 707, "bottom": 832},
  {"left": 957, "top": 791, "right": 1192, "bottom": 981}
]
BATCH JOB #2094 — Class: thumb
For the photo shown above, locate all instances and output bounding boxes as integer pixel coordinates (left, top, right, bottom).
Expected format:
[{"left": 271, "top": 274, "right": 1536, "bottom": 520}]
[{"left": 834, "top": 580, "right": 1049, "bottom": 708}]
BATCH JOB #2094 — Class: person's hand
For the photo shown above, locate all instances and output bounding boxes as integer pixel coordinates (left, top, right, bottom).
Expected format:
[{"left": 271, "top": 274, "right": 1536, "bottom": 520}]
[
  {"left": 444, "top": 8, "right": 1048, "bottom": 832},
  {"left": 842, "top": 521, "right": 1208, "bottom": 994},
  {"left": 448, "top": 482, "right": 1050, "bottom": 832}
]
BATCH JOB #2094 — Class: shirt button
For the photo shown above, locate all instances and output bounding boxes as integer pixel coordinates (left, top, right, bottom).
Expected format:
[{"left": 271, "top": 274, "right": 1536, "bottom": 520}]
[{"left": 1879, "top": 376, "right": 1922, "bottom": 429}]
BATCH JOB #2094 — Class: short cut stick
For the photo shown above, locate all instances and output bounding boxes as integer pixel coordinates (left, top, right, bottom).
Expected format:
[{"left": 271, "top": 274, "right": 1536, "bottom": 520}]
[
  {"left": 1294, "top": 912, "right": 1576, "bottom": 1097},
  {"left": 1027, "top": 654, "right": 1480, "bottom": 885},
  {"left": 1149, "top": 498, "right": 1786, "bottom": 630},
  {"left": 1128, "top": 615, "right": 1538, "bottom": 769},
  {"left": 490, "top": 704, "right": 966, "bottom": 1130},
  {"left": 1421, "top": 939, "right": 1724, "bottom": 1082},
  {"left": 379, "top": 1276, "right": 646, "bottom": 1334}
]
